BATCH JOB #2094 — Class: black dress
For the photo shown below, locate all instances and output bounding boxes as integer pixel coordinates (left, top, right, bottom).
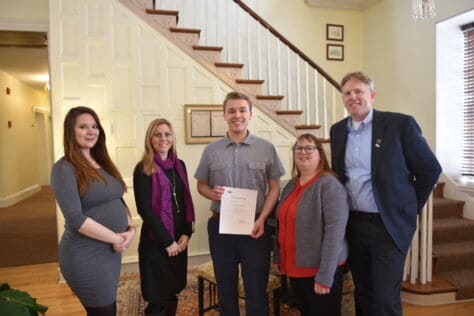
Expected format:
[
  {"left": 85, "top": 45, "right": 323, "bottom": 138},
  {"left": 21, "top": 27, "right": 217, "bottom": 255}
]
[{"left": 133, "top": 162, "right": 193, "bottom": 302}]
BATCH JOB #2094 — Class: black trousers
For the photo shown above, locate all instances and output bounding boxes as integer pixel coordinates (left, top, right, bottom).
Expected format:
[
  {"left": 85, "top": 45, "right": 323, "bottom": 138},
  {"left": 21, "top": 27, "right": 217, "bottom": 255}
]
[
  {"left": 289, "top": 265, "right": 345, "bottom": 316},
  {"left": 207, "top": 216, "right": 271, "bottom": 316},
  {"left": 347, "top": 213, "right": 406, "bottom": 316}
]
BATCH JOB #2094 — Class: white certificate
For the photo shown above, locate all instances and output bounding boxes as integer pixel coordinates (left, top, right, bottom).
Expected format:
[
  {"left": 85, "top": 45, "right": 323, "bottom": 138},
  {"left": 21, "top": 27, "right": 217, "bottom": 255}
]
[{"left": 219, "top": 187, "right": 257, "bottom": 235}]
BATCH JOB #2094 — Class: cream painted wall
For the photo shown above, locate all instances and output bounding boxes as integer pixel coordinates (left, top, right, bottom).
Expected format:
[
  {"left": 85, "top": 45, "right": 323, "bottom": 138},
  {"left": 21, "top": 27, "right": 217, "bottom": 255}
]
[
  {"left": 49, "top": 0, "right": 295, "bottom": 262},
  {"left": 0, "top": 0, "right": 48, "bottom": 29},
  {"left": 363, "top": 0, "right": 474, "bottom": 148},
  {"left": 0, "top": 70, "right": 51, "bottom": 199},
  {"left": 244, "top": 0, "right": 364, "bottom": 85}
]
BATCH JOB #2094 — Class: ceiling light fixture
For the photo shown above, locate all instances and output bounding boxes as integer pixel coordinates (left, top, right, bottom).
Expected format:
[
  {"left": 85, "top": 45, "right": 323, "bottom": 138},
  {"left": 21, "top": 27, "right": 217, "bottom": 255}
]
[{"left": 412, "top": 0, "right": 436, "bottom": 21}]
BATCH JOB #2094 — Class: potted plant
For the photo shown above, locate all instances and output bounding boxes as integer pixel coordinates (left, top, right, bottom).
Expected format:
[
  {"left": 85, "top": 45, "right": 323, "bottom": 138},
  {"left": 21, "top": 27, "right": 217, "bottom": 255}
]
[{"left": 0, "top": 283, "right": 48, "bottom": 315}]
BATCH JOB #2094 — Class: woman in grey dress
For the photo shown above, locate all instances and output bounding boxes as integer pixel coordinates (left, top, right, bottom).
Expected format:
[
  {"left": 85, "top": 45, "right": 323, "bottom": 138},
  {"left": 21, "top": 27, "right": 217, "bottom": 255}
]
[
  {"left": 133, "top": 118, "right": 195, "bottom": 316},
  {"left": 51, "top": 106, "right": 135, "bottom": 316}
]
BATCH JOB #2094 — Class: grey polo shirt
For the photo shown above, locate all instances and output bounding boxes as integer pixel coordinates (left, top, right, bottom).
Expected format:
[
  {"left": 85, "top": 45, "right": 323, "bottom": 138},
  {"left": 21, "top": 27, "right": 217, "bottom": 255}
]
[{"left": 194, "top": 133, "right": 285, "bottom": 214}]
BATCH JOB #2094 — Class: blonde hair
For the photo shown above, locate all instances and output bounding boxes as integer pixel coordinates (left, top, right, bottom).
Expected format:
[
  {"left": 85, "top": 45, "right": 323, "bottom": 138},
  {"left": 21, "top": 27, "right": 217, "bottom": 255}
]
[
  {"left": 340, "top": 71, "right": 375, "bottom": 91},
  {"left": 139, "top": 118, "right": 177, "bottom": 175}
]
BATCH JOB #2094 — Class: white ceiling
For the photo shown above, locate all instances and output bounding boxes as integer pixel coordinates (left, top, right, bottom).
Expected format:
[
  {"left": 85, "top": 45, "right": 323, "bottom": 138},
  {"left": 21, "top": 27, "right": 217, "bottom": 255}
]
[
  {"left": 0, "top": 31, "right": 49, "bottom": 91},
  {"left": 305, "top": 0, "right": 381, "bottom": 10}
]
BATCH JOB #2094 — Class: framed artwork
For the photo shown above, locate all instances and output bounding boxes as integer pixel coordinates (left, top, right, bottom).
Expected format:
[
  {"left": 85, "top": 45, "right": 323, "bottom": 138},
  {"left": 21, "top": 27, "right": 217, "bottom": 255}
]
[
  {"left": 326, "top": 24, "right": 344, "bottom": 41},
  {"left": 184, "top": 104, "right": 226, "bottom": 144},
  {"left": 327, "top": 44, "right": 344, "bottom": 61}
]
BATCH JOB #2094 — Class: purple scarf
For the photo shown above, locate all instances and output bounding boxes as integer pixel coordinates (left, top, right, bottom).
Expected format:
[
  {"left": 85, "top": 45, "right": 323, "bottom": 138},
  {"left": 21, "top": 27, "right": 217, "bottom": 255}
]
[{"left": 150, "top": 151, "right": 195, "bottom": 240}]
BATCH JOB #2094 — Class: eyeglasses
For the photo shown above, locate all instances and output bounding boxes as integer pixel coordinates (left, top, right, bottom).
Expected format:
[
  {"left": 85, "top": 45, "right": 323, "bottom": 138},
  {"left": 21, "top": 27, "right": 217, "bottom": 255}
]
[{"left": 293, "top": 145, "right": 318, "bottom": 154}]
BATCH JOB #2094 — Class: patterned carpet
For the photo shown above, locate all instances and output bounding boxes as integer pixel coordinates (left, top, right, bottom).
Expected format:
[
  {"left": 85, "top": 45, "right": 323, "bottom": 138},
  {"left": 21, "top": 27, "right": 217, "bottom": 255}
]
[{"left": 117, "top": 268, "right": 355, "bottom": 315}]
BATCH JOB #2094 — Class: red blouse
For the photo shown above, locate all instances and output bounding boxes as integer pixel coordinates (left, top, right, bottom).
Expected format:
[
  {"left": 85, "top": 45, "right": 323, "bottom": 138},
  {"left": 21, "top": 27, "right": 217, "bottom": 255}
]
[{"left": 277, "top": 173, "right": 320, "bottom": 278}]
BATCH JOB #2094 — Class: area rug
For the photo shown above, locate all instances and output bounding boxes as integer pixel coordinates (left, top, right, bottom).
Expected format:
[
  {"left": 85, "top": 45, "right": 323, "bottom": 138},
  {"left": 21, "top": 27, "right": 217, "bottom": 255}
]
[{"left": 117, "top": 268, "right": 355, "bottom": 315}]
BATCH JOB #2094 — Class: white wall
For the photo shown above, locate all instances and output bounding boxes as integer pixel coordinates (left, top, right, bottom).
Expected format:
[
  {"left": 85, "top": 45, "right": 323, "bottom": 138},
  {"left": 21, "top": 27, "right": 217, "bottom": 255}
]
[
  {"left": 49, "top": 0, "right": 296, "bottom": 262},
  {"left": 0, "top": 70, "right": 50, "bottom": 206},
  {"left": 244, "top": 0, "right": 364, "bottom": 85},
  {"left": 363, "top": 0, "right": 474, "bottom": 147},
  {"left": 363, "top": 0, "right": 474, "bottom": 217},
  {"left": 0, "top": 0, "right": 48, "bottom": 30}
]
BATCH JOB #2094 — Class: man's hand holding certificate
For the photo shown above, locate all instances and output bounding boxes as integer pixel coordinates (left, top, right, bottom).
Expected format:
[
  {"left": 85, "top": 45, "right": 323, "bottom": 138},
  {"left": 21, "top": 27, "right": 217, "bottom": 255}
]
[{"left": 219, "top": 187, "right": 257, "bottom": 235}]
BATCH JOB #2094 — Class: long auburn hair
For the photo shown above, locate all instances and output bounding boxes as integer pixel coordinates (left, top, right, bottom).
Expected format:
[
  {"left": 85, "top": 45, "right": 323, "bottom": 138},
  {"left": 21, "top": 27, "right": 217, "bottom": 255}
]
[
  {"left": 63, "top": 106, "right": 126, "bottom": 196},
  {"left": 291, "top": 133, "right": 333, "bottom": 179},
  {"left": 139, "top": 118, "right": 177, "bottom": 176}
]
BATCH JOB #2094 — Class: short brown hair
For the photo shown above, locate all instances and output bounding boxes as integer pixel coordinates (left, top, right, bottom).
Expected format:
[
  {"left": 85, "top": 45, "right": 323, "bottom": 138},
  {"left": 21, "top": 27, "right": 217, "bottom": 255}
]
[
  {"left": 223, "top": 91, "right": 252, "bottom": 111},
  {"left": 340, "top": 71, "right": 375, "bottom": 91}
]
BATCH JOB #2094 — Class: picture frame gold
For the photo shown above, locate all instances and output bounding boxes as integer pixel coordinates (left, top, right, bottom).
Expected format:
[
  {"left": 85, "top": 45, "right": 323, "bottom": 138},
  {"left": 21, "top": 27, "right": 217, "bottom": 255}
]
[{"left": 184, "top": 104, "right": 226, "bottom": 144}]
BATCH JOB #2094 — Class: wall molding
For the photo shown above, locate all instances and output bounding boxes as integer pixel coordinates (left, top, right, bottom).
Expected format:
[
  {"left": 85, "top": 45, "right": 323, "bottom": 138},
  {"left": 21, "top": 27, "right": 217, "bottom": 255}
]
[{"left": 0, "top": 184, "right": 41, "bottom": 208}]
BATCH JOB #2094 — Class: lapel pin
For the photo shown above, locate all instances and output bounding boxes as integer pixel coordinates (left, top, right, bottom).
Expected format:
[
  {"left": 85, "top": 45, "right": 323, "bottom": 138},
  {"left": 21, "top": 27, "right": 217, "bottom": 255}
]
[{"left": 375, "top": 138, "right": 382, "bottom": 148}]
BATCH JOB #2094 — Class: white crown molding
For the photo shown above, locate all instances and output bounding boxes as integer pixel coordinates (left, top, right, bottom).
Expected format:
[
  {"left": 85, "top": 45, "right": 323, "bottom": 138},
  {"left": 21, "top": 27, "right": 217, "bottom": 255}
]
[
  {"left": 0, "top": 19, "right": 48, "bottom": 32},
  {"left": 305, "top": 0, "right": 381, "bottom": 10}
]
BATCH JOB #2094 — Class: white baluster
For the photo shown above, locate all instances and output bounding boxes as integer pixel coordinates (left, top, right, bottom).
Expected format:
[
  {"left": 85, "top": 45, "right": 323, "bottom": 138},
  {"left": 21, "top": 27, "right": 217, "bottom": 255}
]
[
  {"left": 247, "top": 14, "right": 252, "bottom": 79},
  {"left": 305, "top": 62, "right": 309, "bottom": 125},
  {"left": 266, "top": 30, "right": 271, "bottom": 94},
  {"left": 296, "top": 56, "right": 301, "bottom": 111},
  {"left": 314, "top": 70, "right": 319, "bottom": 125},
  {"left": 257, "top": 25, "right": 261, "bottom": 80},
  {"left": 276, "top": 38, "right": 281, "bottom": 95},
  {"left": 323, "top": 79, "right": 328, "bottom": 138},
  {"left": 286, "top": 46, "right": 291, "bottom": 110}
]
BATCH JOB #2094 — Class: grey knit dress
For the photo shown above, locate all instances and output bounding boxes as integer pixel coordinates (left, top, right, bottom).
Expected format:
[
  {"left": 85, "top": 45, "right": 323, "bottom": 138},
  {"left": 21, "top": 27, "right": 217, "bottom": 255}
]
[{"left": 51, "top": 158, "right": 128, "bottom": 307}]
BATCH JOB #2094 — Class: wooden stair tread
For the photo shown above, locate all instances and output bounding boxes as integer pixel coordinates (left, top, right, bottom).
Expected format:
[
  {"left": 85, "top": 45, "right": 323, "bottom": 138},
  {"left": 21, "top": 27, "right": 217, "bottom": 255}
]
[
  {"left": 276, "top": 110, "right": 303, "bottom": 115},
  {"left": 214, "top": 62, "right": 244, "bottom": 68},
  {"left": 169, "top": 27, "right": 201, "bottom": 35},
  {"left": 192, "top": 45, "right": 223, "bottom": 51},
  {"left": 294, "top": 124, "right": 321, "bottom": 129},
  {"left": 434, "top": 217, "right": 474, "bottom": 228},
  {"left": 319, "top": 138, "right": 330, "bottom": 143},
  {"left": 433, "top": 240, "right": 474, "bottom": 256},
  {"left": 145, "top": 9, "right": 179, "bottom": 16},
  {"left": 235, "top": 79, "right": 264, "bottom": 84},
  {"left": 402, "top": 275, "right": 457, "bottom": 295},
  {"left": 256, "top": 95, "right": 284, "bottom": 100}
]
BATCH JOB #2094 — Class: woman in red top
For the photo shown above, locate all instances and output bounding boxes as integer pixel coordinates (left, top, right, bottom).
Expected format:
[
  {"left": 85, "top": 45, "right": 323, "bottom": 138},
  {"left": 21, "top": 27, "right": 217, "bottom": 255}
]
[{"left": 273, "top": 133, "right": 349, "bottom": 316}]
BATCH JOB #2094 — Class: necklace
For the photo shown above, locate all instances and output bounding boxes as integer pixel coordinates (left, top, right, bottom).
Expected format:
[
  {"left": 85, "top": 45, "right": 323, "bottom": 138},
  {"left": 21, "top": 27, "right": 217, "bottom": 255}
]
[{"left": 166, "top": 168, "right": 181, "bottom": 213}]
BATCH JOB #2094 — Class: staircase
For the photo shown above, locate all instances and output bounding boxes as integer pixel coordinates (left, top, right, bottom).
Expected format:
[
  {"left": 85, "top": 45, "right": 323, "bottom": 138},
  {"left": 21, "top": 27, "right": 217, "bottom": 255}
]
[
  {"left": 432, "top": 183, "right": 474, "bottom": 300},
  {"left": 118, "top": 0, "right": 343, "bottom": 140},
  {"left": 403, "top": 183, "right": 474, "bottom": 302}
]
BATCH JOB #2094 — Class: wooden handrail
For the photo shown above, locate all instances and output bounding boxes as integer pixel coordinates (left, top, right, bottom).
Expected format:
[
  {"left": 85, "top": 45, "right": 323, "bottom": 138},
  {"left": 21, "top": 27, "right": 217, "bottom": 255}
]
[{"left": 233, "top": 0, "right": 341, "bottom": 91}]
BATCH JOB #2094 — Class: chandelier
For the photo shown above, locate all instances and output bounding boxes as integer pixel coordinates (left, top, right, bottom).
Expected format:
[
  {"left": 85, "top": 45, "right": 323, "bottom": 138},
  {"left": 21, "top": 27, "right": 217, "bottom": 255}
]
[{"left": 412, "top": 0, "right": 436, "bottom": 21}]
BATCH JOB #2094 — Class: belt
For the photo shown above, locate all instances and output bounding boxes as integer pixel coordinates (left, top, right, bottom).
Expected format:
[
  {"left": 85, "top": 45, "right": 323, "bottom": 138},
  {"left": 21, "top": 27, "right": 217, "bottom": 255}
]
[{"left": 350, "top": 210, "right": 381, "bottom": 220}]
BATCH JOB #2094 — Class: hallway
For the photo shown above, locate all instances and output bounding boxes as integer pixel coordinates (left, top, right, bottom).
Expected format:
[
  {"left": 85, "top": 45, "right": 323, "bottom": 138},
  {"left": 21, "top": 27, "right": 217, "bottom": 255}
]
[{"left": 0, "top": 186, "right": 57, "bottom": 267}]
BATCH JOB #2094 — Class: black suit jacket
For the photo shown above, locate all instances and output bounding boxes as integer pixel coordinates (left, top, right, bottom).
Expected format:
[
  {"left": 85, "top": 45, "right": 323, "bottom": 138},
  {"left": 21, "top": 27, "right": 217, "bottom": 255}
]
[{"left": 330, "top": 109, "right": 442, "bottom": 253}]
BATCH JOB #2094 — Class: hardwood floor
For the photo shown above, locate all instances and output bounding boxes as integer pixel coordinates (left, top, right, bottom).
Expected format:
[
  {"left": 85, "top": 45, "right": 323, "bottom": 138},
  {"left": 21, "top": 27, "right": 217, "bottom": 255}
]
[{"left": 2, "top": 262, "right": 474, "bottom": 315}]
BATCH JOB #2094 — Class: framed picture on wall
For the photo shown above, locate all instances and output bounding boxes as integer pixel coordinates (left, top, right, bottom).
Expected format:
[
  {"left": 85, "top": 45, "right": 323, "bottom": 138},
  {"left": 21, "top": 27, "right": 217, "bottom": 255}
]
[
  {"left": 327, "top": 44, "right": 344, "bottom": 61},
  {"left": 184, "top": 105, "right": 226, "bottom": 144},
  {"left": 326, "top": 24, "right": 344, "bottom": 41}
]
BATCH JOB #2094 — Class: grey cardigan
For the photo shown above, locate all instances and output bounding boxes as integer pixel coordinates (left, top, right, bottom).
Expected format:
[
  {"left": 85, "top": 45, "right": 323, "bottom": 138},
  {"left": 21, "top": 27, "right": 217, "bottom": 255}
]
[{"left": 273, "top": 174, "right": 349, "bottom": 287}]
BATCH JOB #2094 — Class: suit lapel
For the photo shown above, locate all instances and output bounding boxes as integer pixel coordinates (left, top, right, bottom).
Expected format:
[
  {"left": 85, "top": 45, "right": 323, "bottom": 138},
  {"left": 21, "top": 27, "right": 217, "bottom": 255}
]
[
  {"left": 335, "top": 118, "right": 349, "bottom": 182},
  {"left": 371, "top": 110, "right": 385, "bottom": 177}
]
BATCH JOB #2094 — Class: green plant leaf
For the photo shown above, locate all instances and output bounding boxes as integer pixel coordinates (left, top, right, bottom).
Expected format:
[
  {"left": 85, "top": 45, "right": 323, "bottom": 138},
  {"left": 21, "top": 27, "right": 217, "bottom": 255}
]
[
  {"left": 0, "top": 298, "right": 31, "bottom": 316},
  {"left": 0, "top": 287, "right": 48, "bottom": 315}
]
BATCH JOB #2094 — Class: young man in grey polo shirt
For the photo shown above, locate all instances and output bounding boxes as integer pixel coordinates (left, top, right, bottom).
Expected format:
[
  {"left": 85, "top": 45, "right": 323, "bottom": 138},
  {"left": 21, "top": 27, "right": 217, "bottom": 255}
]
[{"left": 195, "top": 91, "right": 285, "bottom": 316}]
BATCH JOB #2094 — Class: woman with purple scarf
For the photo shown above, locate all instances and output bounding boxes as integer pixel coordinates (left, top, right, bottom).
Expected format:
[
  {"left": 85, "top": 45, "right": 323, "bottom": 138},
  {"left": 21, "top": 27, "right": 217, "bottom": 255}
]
[{"left": 133, "top": 118, "right": 195, "bottom": 316}]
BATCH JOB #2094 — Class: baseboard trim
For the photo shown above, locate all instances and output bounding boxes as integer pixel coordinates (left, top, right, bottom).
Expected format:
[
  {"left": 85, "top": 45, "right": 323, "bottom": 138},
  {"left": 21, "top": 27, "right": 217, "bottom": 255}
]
[{"left": 0, "top": 185, "right": 41, "bottom": 208}]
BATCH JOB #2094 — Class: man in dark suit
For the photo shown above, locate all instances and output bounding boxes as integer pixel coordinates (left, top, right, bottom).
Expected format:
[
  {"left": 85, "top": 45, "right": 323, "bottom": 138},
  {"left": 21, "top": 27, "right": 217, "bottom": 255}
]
[{"left": 330, "top": 71, "right": 441, "bottom": 316}]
